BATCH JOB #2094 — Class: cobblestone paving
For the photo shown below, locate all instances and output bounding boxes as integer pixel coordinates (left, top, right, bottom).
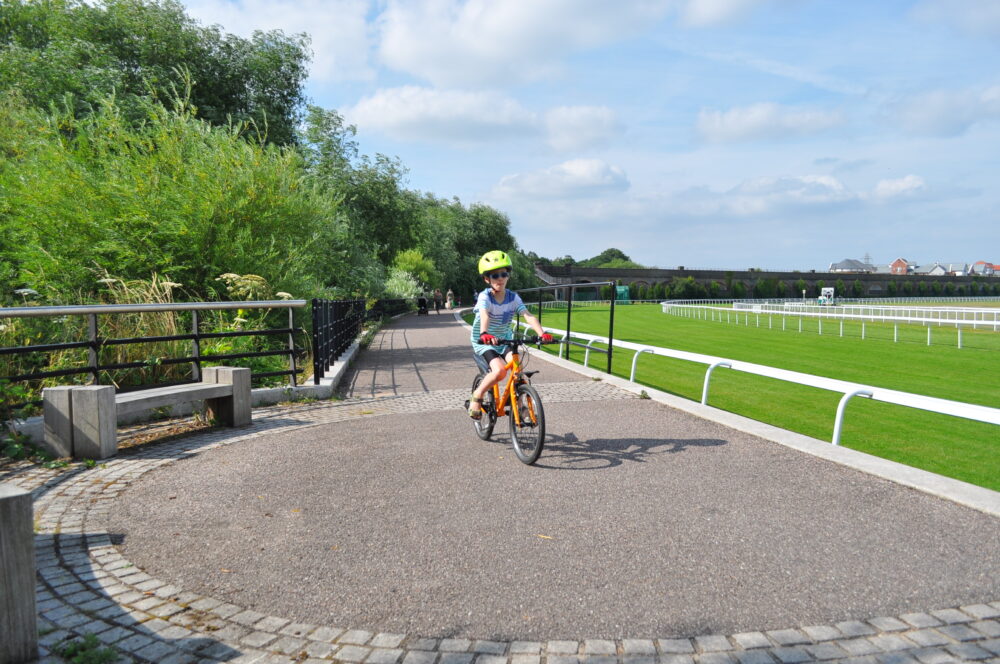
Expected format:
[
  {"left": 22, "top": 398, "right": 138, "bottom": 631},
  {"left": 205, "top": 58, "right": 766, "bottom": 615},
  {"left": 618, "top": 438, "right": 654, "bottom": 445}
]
[{"left": 5, "top": 383, "right": 1000, "bottom": 664}]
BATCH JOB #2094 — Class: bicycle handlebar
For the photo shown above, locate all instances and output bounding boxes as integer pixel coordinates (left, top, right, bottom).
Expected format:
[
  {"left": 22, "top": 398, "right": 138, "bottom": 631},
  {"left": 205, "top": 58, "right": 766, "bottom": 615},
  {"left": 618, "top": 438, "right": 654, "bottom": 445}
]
[{"left": 484, "top": 336, "right": 557, "bottom": 346}]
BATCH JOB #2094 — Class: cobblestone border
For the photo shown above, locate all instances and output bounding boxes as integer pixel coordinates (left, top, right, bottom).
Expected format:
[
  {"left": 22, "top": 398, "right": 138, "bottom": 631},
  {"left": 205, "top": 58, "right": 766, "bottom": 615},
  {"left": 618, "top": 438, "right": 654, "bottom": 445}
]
[{"left": 5, "top": 386, "right": 999, "bottom": 664}]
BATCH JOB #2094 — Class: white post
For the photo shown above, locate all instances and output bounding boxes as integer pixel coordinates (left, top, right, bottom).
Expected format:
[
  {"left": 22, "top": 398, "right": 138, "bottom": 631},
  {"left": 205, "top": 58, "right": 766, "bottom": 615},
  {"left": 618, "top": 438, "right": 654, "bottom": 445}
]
[
  {"left": 862, "top": 322, "right": 866, "bottom": 340},
  {"left": 894, "top": 324, "right": 898, "bottom": 343},
  {"left": 840, "top": 320, "right": 843, "bottom": 337},
  {"left": 0, "top": 483, "right": 39, "bottom": 664},
  {"left": 958, "top": 327, "right": 962, "bottom": 349},
  {"left": 701, "top": 362, "right": 732, "bottom": 405},
  {"left": 819, "top": 319, "right": 823, "bottom": 335},
  {"left": 927, "top": 326, "right": 931, "bottom": 346},
  {"left": 832, "top": 390, "right": 873, "bottom": 445}
]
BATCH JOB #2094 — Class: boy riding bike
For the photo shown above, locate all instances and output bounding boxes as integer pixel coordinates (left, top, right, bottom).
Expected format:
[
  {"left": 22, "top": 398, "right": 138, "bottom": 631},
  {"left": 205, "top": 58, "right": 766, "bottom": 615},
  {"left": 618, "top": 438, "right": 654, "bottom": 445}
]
[{"left": 468, "top": 250, "right": 552, "bottom": 419}]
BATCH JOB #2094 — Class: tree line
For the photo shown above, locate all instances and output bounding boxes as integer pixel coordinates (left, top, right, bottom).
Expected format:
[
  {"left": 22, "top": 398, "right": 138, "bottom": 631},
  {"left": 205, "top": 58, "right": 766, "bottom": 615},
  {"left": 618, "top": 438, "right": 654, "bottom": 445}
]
[{"left": 0, "top": 0, "right": 537, "bottom": 308}]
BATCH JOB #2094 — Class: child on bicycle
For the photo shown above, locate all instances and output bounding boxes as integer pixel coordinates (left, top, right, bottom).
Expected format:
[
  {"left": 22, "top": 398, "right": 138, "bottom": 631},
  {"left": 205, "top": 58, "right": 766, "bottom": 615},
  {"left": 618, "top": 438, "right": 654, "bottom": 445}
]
[{"left": 468, "top": 250, "right": 552, "bottom": 419}]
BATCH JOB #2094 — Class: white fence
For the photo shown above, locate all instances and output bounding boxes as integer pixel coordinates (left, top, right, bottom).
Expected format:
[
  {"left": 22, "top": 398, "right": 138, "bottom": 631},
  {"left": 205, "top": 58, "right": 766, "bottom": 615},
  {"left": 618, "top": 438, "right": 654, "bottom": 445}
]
[
  {"left": 726, "top": 301, "right": 1000, "bottom": 329},
  {"left": 522, "top": 322, "right": 1000, "bottom": 445}
]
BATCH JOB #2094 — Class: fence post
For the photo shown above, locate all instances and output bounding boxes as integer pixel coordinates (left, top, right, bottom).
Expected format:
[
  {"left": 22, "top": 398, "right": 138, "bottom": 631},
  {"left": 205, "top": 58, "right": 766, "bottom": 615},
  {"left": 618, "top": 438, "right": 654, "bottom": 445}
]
[
  {"left": 0, "top": 483, "right": 39, "bottom": 664},
  {"left": 190, "top": 310, "right": 202, "bottom": 382},
  {"left": 311, "top": 299, "right": 322, "bottom": 385},
  {"left": 88, "top": 312, "right": 100, "bottom": 384},
  {"left": 607, "top": 285, "right": 616, "bottom": 374},
  {"left": 287, "top": 308, "right": 297, "bottom": 388}
]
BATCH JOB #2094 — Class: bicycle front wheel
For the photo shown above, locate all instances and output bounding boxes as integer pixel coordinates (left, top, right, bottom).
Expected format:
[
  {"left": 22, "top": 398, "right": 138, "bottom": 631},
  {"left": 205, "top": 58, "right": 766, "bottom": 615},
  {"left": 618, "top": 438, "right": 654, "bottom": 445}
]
[{"left": 509, "top": 383, "right": 545, "bottom": 464}]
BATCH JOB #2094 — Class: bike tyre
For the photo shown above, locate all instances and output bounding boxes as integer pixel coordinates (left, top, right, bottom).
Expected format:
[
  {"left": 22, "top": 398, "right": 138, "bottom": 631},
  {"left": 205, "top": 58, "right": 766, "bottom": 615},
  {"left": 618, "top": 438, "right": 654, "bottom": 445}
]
[
  {"left": 471, "top": 374, "right": 496, "bottom": 440},
  {"left": 509, "top": 383, "right": 545, "bottom": 465}
]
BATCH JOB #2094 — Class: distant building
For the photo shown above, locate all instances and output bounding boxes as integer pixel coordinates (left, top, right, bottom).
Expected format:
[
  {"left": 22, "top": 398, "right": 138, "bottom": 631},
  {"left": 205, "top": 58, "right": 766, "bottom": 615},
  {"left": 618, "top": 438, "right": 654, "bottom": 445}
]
[
  {"left": 970, "top": 261, "right": 997, "bottom": 276},
  {"left": 889, "top": 258, "right": 911, "bottom": 275},
  {"left": 828, "top": 258, "right": 875, "bottom": 273}
]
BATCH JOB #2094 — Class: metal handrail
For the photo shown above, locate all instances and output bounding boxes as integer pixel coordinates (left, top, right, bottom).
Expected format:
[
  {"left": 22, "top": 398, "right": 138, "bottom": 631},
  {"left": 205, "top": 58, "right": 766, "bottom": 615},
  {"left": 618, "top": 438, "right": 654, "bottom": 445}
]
[
  {"left": 1, "top": 300, "right": 309, "bottom": 397},
  {"left": 533, "top": 324, "right": 1000, "bottom": 442},
  {"left": 0, "top": 300, "right": 306, "bottom": 318}
]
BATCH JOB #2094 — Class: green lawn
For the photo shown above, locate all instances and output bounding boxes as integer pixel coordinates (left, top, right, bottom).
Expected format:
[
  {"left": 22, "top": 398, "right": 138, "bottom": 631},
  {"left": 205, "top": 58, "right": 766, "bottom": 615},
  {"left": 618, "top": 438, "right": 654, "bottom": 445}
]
[{"left": 510, "top": 303, "right": 1000, "bottom": 490}]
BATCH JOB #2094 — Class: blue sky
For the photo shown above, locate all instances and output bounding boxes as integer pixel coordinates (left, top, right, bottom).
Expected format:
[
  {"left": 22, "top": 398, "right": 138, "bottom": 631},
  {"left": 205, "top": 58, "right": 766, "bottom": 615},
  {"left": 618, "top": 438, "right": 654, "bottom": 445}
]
[{"left": 179, "top": 0, "right": 1000, "bottom": 271}]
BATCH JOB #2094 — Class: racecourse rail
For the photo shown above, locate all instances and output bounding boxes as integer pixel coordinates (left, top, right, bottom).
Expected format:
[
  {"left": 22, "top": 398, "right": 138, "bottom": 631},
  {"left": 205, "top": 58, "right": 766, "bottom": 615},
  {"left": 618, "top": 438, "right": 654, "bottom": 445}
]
[{"left": 519, "top": 320, "right": 1000, "bottom": 446}]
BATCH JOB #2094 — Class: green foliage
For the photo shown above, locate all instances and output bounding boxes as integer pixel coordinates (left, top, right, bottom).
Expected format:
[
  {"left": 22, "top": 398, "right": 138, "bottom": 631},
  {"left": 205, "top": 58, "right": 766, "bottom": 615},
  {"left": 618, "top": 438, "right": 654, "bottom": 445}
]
[
  {"left": 0, "top": 92, "right": 370, "bottom": 300},
  {"left": 0, "top": 0, "right": 310, "bottom": 145},
  {"left": 393, "top": 249, "right": 439, "bottom": 289},
  {"left": 853, "top": 279, "right": 864, "bottom": 297},
  {"left": 383, "top": 267, "right": 422, "bottom": 299},
  {"left": 886, "top": 281, "right": 897, "bottom": 297},
  {"left": 56, "top": 633, "right": 118, "bottom": 663}
]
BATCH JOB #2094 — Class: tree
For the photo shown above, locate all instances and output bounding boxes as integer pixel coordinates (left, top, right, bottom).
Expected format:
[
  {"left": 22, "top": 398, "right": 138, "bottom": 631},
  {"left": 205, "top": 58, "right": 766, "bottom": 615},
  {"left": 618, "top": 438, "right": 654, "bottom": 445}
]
[
  {"left": 835, "top": 279, "right": 846, "bottom": 297},
  {"left": 795, "top": 278, "right": 809, "bottom": 298},
  {"left": 392, "top": 249, "right": 439, "bottom": 289},
  {"left": 886, "top": 281, "right": 897, "bottom": 297},
  {"left": 853, "top": 279, "right": 864, "bottom": 297},
  {"left": 0, "top": 0, "right": 311, "bottom": 145}
]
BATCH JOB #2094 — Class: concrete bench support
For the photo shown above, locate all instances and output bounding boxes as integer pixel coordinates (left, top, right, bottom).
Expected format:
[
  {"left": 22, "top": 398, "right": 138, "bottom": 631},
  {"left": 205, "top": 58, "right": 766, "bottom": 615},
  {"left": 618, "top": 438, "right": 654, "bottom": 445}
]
[
  {"left": 41, "top": 367, "right": 252, "bottom": 460},
  {"left": 71, "top": 386, "right": 117, "bottom": 460},
  {"left": 0, "top": 483, "right": 38, "bottom": 664},
  {"left": 203, "top": 366, "right": 251, "bottom": 426}
]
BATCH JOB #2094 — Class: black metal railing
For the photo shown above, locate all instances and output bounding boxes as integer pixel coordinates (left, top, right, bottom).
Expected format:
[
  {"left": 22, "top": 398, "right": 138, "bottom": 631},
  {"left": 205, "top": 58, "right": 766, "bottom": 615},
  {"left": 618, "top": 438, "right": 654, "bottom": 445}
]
[
  {"left": 2, "top": 297, "right": 419, "bottom": 408},
  {"left": 518, "top": 281, "right": 617, "bottom": 374},
  {"left": 311, "top": 298, "right": 366, "bottom": 384},
  {"left": 1, "top": 301, "right": 307, "bottom": 408}
]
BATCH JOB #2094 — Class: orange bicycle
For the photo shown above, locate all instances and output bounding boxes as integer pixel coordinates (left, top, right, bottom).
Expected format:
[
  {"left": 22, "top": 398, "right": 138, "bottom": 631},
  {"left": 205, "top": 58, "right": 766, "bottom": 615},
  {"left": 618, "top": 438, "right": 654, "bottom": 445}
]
[{"left": 467, "top": 336, "right": 553, "bottom": 465}]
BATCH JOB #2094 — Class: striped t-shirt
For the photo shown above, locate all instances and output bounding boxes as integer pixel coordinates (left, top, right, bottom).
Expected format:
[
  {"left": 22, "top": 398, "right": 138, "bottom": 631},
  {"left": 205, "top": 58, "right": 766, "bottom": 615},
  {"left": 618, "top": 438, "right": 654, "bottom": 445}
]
[{"left": 470, "top": 288, "right": 527, "bottom": 356}]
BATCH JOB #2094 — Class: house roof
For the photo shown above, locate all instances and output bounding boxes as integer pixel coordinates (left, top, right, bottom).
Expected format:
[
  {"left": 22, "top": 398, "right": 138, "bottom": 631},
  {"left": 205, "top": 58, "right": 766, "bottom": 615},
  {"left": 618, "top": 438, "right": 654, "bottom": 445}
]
[{"left": 829, "top": 258, "right": 875, "bottom": 271}]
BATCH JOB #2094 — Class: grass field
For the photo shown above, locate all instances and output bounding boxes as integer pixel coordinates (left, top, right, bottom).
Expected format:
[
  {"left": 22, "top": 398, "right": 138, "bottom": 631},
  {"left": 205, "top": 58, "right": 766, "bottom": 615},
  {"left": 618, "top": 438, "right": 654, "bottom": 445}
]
[{"left": 502, "top": 303, "right": 999, "bottom": 490}]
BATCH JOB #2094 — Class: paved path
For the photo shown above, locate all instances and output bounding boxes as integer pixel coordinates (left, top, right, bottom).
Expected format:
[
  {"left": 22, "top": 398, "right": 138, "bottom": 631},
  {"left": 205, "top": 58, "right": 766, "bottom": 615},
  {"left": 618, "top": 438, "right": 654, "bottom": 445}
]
[{"left": 4, "top": 312, "right": 999, "bottom": 663}]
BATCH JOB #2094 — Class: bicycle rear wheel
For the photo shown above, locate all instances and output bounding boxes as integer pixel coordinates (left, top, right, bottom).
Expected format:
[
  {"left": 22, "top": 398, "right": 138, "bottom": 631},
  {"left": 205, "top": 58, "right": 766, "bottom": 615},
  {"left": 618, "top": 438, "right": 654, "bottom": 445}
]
[
  {"left": 471, "top": 374, "right": 496, "bottom": 440},
  {"left": 509, "top": 383, "right": 545, "bottom": 464}
]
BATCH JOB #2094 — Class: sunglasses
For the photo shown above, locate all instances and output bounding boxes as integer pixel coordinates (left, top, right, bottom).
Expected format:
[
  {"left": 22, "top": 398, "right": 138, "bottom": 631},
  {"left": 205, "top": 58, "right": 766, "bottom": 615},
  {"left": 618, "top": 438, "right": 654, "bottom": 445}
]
[{"left": 487, "top": 271, "right": 510, "bottom": 279}]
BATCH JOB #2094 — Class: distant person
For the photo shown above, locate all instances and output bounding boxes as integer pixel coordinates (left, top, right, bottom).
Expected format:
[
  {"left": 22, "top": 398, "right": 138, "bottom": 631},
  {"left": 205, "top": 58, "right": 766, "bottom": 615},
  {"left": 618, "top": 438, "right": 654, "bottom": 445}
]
[
  {"left": 446, "top": 288, "right": 455, "bottom": 309},
  {"left": 433, "top": 288, "right": 443, "bottom": 314}
]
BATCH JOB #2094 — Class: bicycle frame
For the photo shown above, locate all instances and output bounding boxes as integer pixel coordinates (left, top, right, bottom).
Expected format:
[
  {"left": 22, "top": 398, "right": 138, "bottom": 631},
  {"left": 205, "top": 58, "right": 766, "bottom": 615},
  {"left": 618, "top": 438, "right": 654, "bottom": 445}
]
[{"left": 488, "top": 350, "right": 534, "bottom": 426}]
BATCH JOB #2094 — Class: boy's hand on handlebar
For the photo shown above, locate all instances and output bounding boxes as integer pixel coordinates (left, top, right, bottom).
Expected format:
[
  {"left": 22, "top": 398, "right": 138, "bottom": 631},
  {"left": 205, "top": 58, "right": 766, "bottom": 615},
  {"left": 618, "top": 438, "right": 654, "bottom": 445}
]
[
  {"left": 539, "top": 333, "right": 554, "bottom": 344},
  {"left": 479, "top": 333, "right": 499, "bottom": 345}
]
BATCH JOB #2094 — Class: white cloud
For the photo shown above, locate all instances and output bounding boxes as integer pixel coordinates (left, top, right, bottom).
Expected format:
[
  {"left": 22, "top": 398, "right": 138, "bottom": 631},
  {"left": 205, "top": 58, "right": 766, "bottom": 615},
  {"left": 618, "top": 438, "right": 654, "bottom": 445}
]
[
  {"left": 347, "top": 87, "right": 537, "bottom": 143},
  {"left": 493, "top": 159, "right": 630, "bottom": 200},
  {"left": 545, "top": 106, "right": 622, "bottom": 151},
  {"left": 375, "top": 0, "right": 669, "bottom": 87},
  {"left": 911, "top": 0, "right": 1000, "bottom": 40},
  {"left": 677, "top": 0, "right": 783, "bottom": 27},
  {"left": 890, "top": 86, "right": 1000, "bottom": 136},
  {"left": 348, "top": 87, "right": 625, "bottom": 149},
  {"left": 180, "top": 0, "right": 373, "bottom": 82},
  {"left": 870, "top": 175, "right": 927, "bottom": 201},
  {"left": 697, "top": 103, "right": 845, "bottom": 142}
]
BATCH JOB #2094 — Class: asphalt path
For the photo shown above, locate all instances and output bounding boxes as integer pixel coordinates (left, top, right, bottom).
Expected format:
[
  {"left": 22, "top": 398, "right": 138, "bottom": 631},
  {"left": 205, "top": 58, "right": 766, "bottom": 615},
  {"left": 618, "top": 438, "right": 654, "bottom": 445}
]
[{"left": 109, "top": 312, "right": 1000, "bottom": 641}]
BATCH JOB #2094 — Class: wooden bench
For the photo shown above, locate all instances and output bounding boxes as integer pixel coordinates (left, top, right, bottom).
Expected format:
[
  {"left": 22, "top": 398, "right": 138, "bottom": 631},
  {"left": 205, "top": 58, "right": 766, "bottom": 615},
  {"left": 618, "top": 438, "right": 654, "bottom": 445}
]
[{"left": 42, "top": 366, "right": 251, "bottom": 459}]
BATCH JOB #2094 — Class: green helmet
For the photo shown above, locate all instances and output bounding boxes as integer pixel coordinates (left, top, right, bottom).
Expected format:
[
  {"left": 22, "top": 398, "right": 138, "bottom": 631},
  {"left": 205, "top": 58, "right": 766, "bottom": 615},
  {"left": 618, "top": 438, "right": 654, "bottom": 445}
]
[{"left": 478, "top": 250, "right": 512, "bottom": 275}]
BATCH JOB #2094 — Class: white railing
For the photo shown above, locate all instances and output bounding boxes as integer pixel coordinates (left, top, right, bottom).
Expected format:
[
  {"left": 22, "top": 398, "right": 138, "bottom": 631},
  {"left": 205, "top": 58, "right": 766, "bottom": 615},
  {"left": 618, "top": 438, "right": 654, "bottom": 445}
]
[
  {"left": 666, "top": 301, "right": 1000, "bottom": 333},
  {"left": 523, "top": 323, "right": 1000, "bottom": 445}
]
